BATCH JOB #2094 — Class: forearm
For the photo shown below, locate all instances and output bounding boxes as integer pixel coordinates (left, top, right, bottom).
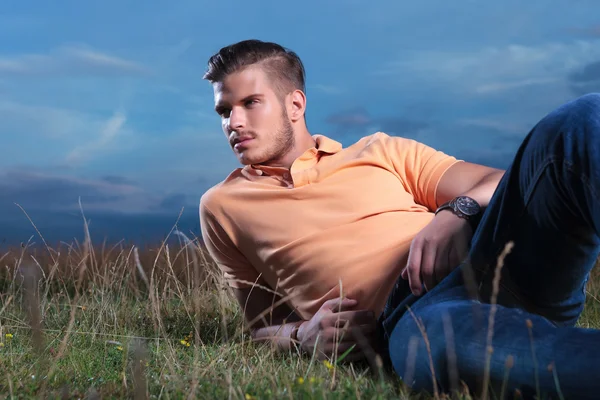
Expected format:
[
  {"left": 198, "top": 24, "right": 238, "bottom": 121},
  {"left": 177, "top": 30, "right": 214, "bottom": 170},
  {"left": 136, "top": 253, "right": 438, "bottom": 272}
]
[
  {"left": 250, "top": 320, "right": 304, "bottom": 351},
  {"left": 439, "top": 170, "right": 505, "bottom": 209},
  {"left": 460, "top": 171, "right": 504, "bottom": 208}
]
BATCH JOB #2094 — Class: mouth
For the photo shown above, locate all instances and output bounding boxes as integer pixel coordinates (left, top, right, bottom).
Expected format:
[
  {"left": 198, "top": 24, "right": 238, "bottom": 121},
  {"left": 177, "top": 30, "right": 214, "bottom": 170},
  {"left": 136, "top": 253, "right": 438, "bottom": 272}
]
[{"left": 232, "top": 137, "right": 254, "bottom": 149}]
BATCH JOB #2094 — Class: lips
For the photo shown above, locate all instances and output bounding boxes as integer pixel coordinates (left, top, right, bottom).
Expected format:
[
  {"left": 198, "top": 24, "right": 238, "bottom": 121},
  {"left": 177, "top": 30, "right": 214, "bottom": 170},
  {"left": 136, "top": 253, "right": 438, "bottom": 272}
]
[{"left": 232, "top": 136, "right": 254, "bottom": 149}]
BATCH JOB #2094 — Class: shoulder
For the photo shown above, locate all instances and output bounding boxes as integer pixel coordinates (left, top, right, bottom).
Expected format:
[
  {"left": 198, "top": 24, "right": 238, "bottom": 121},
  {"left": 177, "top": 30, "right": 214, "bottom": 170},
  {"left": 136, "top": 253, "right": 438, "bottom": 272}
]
[
  {"left": 346, "top": 131, "right": 424, "bottom": 156},
  {"left": 199, "top": 168, "right": 246, "bottom": 216},
  {"left": 352, "top": 131, "right": 420, "bottom": 148}
]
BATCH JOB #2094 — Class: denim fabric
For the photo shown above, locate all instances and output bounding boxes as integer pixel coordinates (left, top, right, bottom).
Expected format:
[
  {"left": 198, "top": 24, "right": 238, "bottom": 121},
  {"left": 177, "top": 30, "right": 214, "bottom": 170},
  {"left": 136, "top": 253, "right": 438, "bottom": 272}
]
[{"left": 381, "top": 93, "right": 600, "bottom": 399}]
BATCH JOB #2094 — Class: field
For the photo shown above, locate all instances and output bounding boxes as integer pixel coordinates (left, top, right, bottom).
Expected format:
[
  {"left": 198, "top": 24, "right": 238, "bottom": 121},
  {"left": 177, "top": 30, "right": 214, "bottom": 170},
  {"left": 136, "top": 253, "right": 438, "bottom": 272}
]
[{"left": 1, "top": 230, "right": 600, "bottom": 399}]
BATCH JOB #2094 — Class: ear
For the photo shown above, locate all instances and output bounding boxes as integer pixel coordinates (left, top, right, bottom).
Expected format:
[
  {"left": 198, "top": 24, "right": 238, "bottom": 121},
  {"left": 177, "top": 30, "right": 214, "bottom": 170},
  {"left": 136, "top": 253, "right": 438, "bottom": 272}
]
[{"left": 288, "top": 90, "right": 306, "bottom": 122}]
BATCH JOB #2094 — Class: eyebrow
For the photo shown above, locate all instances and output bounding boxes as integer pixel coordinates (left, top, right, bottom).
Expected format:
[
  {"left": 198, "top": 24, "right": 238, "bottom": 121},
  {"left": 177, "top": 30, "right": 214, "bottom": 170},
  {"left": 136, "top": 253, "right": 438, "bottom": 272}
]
[{"left": 214, "top": 93, "right": 264, "bottom": 113}]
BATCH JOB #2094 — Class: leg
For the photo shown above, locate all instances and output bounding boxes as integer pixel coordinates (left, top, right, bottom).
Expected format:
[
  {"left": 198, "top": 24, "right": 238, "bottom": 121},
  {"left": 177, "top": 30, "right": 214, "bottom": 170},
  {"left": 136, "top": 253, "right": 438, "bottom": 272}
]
[
  {"left": 388, "top": 281, "right": 600, "bottom": 399},
  {"left": 472, "top": 92, "right": 600, "bottom": 325},
  {"left": 386, "top": 93, "right": 600, "bottom": 398}
]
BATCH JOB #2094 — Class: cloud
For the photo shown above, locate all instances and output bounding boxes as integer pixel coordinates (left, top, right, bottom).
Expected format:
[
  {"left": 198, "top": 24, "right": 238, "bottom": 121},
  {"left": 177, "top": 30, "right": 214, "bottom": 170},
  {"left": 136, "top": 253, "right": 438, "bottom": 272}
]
[
  {"left": 0, "top": 100, "right": 138, "bottom": 168},
  {"left": 457, "top": 117, "right": 531, "bottom": 135},
  {"left": 157, "top": 193, "right": 189, "bottom": 211},
  {"left": 0, "top": 44, "right": 149, "bottom": 77},
  {"left": 474, "top": 78, "right": 560, "bottom": 94},
  {"left": 569, "top": 60, "right": 600, "bottom": 83},
  {"left": 0, "top": 100, "right": 92, "bottom": 140},
  {"left": 310, "top": 84, "right": 344, "bottom": 95},
  {"left": 65, "top": 111, "right": 127, "bottom": 165},
  {"left": 101, "top": 175, "right": 136, "bottom": 185},
  {"left": 0, "top": 169, "right": 201, "bottom": 246},
  {"left": 567, "top": 60, "right": 600, "bottom": 95},
  {"left": 0, "top": 169, "right": 152, "bottom": 213},
  {"left": 325, "top": 107, "right": 428, "bottom": 138},
  {"left": 325, "top": 107, "right": 371, "bottom": 128},
  {"left": 376, "top": 39, "right": 600, "bottom": 96},
  {"left": 567, "top": 25, "right": 600, "bottom": 38}
]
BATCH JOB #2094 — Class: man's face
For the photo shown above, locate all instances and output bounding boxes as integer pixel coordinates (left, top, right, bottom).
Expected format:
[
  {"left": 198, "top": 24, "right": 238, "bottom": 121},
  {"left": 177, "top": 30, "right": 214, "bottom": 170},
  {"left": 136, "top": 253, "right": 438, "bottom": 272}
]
[{"left": 213, "top": 67, "right": 295, "bottom": 166}]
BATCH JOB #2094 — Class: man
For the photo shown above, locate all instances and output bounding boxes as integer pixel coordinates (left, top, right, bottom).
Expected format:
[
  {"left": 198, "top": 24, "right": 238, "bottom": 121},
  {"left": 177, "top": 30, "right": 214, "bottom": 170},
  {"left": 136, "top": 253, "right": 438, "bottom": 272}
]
[{"left": 200, "top": 39, "right": 600, "bottom": 399}]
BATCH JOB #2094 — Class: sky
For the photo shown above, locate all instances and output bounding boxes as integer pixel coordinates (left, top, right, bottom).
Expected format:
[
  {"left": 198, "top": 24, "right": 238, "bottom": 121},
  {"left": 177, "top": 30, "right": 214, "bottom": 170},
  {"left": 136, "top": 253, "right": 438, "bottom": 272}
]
[{"left": 2, "top": 1, "right": 600, "bottom": 247}]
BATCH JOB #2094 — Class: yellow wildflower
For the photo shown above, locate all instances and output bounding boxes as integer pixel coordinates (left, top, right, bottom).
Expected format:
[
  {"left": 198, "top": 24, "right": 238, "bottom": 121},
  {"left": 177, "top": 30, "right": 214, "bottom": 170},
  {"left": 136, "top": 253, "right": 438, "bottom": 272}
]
[
  {"left": 245, "top": 394, "right": 256, "bottom": 400},
  {"left": 297, "top": 377, "right": 304, "bottom": 384},
  {"left": 323, "top": 360, "right": 334, "bottom": 370},
  {"left": 116, "top": 346, "right": 123, "bottom": 351},
  {"left": 5, "top": 333, "right": 13, "bottom": 340},
  {"left": 0, "top": 342, "right": 4, "bottom": 347}
]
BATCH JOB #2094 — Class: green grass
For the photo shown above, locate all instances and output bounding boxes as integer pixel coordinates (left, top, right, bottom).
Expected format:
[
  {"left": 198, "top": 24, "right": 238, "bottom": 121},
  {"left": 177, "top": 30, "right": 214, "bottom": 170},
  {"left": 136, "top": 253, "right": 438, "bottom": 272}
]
[{"left": 1, "top": 234, "right": 599, "bottom": 399}]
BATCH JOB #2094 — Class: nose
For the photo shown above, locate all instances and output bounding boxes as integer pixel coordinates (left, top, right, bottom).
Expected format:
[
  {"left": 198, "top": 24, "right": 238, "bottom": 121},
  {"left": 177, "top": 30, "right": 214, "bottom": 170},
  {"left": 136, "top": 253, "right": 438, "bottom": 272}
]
[{"left": 227, "top": 107, "right": 245, "bottom": 132}]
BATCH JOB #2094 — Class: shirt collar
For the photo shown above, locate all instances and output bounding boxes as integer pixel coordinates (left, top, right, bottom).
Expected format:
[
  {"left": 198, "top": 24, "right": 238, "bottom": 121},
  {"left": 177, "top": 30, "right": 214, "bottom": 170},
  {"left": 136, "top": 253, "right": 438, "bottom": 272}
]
[
  {"left": 242, "top": 134, "right": 342, "bottom": 178},
  {"left": 313, "top": 134, "right": 342, "bottom": 154}
]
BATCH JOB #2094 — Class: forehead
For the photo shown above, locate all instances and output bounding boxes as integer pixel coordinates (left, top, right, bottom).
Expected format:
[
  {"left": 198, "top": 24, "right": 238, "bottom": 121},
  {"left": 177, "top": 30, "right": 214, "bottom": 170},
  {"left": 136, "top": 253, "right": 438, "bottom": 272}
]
[{"left": 213, "top": 67, "right": 274, "bottom": 104}]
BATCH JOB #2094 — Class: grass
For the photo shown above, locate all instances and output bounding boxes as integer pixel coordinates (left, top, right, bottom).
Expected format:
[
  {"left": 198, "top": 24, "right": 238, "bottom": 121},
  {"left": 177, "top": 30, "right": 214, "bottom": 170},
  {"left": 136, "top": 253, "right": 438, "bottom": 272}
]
[{"left": 1, "top": 228, "right": 600, "bottom": 399}]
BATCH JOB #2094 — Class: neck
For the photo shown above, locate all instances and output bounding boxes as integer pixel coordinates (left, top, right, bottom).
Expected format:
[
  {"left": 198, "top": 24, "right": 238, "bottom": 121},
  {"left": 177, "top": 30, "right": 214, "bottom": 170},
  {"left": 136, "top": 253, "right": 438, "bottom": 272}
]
[{"left": 262, "top": 127, "right": 316, "bottom": 169}]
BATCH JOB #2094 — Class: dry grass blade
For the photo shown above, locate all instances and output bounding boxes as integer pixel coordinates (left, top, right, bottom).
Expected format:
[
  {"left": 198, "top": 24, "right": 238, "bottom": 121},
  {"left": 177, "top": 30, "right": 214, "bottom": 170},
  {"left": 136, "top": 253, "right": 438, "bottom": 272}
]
[
  {"left": 405, "top": 306, "right": 439, "bottom": 400},
  {"left": 480, "top": 240, "right": 514, "bottom": 400}
]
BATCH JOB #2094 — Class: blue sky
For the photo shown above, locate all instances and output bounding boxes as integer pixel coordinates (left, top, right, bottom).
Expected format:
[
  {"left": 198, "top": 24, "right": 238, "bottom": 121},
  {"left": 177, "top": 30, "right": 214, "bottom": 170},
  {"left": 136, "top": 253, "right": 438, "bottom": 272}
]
[{"left": 2, "top": 1, "right": 600, "bottom": 246}]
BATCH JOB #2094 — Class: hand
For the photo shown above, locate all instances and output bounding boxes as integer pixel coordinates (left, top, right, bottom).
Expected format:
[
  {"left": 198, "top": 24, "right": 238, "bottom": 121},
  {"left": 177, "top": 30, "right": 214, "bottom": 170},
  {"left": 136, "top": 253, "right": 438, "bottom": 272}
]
[
  {"left": 296, "top": 297, "right": 377, "bottom": 362},
  {"left": 401, "top": 210, "right": 472, "bottom": 296}
]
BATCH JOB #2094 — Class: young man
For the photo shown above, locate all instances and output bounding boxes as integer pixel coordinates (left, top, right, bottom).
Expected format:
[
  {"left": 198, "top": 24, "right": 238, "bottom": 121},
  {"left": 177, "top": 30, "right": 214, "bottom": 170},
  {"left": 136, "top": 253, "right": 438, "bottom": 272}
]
[{"left": 200, "top": 39, "right": 600, "bottom": 399}]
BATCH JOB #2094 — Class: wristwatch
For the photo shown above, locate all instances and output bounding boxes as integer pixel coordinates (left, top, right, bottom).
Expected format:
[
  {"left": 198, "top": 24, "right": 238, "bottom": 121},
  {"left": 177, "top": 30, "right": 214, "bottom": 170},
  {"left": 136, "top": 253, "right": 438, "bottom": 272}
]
[{"left": 435, "top": 195, "right": 482, "bottom": 232}]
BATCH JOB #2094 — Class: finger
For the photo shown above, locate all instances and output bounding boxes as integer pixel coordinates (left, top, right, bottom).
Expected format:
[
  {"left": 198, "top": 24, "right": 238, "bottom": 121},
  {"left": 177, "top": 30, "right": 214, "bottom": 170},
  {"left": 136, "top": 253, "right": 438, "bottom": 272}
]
[
  {"left": 420, "top": 241, "right": 437, "bottom": 292},
  {"left": 322, "top": 297, "right": 357, "bottom": 313},
  {"left": 432, "top": 246, "right": 451, "bottom": 287},
  {"left": 405, "top": 240, "right": 424, "bottom": 295},
  {"left": 328, "top": 310, "right": 376, "bottom": 328}
]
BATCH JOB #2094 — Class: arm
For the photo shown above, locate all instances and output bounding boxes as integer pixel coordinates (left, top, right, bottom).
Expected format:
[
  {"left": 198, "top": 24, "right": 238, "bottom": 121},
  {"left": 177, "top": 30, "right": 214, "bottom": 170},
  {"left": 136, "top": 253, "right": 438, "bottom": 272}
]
[
  {"left": 382, "top": 134, "right": 504, "bottom": 212},
  {"left": 199, "top": 196, "right": 302, "bottom": 350},
  {"left": 435, "top": 161, "right": 505, "bottom": 209},
  {"left": 200, "top": 196, "right": 376, "bottom": 359},
  {"left": 232, "top": 284, "right": 303, "bottom": 351},
  {"left": 396, "top": 144, "right": 506, "bottom": 294}
]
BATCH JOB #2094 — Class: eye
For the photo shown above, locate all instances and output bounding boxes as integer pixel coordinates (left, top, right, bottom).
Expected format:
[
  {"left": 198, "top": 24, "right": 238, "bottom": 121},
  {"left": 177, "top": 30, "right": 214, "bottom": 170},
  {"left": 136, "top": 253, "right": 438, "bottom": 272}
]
[
  {"left": 245, "top": 99, "right": 259, "bottom": 107},
  {"left": 216, "top": 107, "right": 230, "bottom": 118}
]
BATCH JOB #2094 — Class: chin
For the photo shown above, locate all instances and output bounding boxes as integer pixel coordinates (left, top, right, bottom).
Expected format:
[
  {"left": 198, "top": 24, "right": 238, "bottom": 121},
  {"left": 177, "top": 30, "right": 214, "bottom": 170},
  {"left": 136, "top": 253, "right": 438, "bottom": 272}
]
[{"left": 236, "top": 151, "right": 265, "bottom": 166}]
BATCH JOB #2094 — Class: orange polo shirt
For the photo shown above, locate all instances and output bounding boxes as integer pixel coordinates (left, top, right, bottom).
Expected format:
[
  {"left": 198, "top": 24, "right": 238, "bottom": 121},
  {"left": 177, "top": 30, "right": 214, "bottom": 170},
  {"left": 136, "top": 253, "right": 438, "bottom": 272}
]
[{"left": 200, "top": 132, "right": 461, "bottom": 320}]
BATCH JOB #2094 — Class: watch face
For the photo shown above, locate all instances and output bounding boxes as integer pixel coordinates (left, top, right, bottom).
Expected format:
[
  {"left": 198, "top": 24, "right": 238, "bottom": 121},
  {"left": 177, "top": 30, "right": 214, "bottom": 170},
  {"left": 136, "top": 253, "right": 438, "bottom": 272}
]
[{"left": 455, "top": 196, "right": 481, "bottom": 216}]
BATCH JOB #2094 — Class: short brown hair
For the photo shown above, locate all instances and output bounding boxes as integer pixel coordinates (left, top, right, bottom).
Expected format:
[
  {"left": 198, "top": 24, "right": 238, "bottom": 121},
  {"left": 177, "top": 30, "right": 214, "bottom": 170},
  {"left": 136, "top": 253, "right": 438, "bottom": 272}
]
[{"left": 203, "top": 39, "right": 306, "bottom": 98}]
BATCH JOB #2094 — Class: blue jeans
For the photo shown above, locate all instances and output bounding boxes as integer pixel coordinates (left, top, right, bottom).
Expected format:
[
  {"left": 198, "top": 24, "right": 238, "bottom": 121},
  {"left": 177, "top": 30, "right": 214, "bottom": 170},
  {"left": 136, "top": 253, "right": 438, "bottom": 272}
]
[{"left": 379, "top": 93, "right": 600, "bottom": 399}]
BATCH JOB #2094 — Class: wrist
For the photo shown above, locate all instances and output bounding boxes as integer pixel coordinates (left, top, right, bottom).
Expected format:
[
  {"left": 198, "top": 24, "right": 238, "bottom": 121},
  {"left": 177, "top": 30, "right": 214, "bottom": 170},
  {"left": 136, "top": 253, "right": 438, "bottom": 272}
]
[
  {"left": 291, "top": 321, "right": 304, "bottom": 348},
  {"left": 435, "top": 195, "right": 482, "bottom": 232}
]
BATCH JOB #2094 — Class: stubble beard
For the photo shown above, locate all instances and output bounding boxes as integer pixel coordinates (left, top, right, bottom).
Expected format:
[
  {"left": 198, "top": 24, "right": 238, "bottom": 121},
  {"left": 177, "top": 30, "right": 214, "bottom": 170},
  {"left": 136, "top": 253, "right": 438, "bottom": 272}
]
[{"left": 246, "top": 110, "right": 296, "bottom": 166}]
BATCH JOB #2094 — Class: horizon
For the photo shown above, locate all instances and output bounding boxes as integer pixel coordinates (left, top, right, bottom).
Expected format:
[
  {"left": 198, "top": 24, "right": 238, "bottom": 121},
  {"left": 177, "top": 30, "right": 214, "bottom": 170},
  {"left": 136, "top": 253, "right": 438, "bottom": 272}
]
[{"left": 3, "top": 1, "right": 600, "bottom": 247}]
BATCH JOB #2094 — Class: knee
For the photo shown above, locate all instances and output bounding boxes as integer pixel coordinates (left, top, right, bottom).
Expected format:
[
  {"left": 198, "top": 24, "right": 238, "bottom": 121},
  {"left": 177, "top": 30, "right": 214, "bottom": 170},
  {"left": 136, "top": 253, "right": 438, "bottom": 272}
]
[
  {"left": 387, "top": 305, "right": 449, "bottom": 391},
  {"left": 556, "top": 93, "right": 600, "bottom": 131},
  {"left": 531, "top": 93, "right": 600, "bottom": 157},
  {"left": 566, "top": 92, "right": 600, "bottom": 117}
]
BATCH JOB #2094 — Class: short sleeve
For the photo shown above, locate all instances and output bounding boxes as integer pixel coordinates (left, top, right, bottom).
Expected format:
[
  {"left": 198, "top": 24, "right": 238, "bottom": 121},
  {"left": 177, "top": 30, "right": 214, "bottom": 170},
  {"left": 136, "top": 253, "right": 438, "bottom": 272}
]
[
  {"left": 199, "top": 198, "right": 261, "bottom": 289},
  {"left": 384, "top": 135, "right": 462, "bottom": 211}
]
